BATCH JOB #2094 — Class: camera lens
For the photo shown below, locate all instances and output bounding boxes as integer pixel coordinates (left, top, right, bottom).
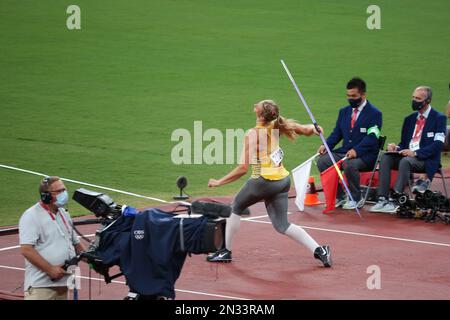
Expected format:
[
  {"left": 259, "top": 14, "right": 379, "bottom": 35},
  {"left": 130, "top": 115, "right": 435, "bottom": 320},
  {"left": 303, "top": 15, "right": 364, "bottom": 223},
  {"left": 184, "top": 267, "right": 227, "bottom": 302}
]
[{"left": 398, "top": 195, "right": 408, "bottom": 205}]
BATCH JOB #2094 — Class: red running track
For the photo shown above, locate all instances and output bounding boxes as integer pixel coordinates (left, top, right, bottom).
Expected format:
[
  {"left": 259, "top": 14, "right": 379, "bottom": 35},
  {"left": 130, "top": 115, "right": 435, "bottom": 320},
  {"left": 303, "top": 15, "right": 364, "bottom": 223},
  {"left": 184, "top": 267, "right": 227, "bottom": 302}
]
[{"left": 0, "top": 173, "right": 449, "bottom": 300}]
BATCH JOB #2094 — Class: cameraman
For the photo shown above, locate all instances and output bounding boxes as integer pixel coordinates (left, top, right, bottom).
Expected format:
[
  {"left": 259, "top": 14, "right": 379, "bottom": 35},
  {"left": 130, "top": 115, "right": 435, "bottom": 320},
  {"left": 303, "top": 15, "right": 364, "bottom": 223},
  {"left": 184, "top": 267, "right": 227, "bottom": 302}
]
[{"left": 19, "top": 176, "right": 85, "bottom": 300}]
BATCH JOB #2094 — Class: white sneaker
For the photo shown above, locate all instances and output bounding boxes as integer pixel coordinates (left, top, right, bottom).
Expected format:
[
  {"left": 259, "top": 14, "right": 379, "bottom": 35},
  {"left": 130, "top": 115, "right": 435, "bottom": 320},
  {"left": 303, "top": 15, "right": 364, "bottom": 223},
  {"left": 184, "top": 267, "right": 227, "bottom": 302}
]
[
  {"left": 411, "top": 179, "right": 430, "bottom": 194},
  {"left": 335, "top": 198, "right": 347, "bottom": 208},
  {"left": 342, "top": 199, "right": 365, "bottom": 210},
  {"left": 370, "top": 197, "right": 389, "bottom": 212},
  {"left": 378, "top": 201, "right": 399, "bottom": 214}
]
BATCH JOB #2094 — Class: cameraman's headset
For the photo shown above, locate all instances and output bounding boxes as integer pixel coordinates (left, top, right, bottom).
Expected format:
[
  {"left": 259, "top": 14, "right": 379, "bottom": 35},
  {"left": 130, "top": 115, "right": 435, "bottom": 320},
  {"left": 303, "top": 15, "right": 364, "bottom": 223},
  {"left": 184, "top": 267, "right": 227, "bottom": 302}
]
[{"left": 40, "top": 177, "right": 53, "bottom": 204}]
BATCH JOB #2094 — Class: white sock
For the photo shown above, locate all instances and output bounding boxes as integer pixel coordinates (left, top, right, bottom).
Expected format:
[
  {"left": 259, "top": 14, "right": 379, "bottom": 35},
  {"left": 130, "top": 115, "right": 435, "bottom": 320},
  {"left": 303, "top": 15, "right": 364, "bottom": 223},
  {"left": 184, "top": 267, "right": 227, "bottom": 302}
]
[
  {"left": 284, "top": 224, "right": 320, "bottom": 253},
  {"left": 225, "top": 212, "right": 241, "bottom": 250}
]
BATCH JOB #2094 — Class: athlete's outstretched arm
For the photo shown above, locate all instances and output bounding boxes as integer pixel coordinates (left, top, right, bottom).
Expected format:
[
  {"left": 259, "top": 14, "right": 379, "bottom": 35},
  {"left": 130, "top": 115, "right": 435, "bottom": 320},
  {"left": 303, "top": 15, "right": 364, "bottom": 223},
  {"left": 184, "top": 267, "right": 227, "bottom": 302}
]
[{"left": 208, "top": 132, "right": 252, "bottom": 187}]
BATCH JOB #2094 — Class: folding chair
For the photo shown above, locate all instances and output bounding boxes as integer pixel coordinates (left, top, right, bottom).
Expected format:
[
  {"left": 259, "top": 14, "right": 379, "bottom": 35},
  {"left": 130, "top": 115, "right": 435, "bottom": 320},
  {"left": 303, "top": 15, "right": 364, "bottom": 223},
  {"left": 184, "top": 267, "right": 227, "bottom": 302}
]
[
  {"left": 360, "top": 135, "right": 387, "bottom": 205},
  {"left": 408, "top": 164, "right": 448, "bottom": 198}
]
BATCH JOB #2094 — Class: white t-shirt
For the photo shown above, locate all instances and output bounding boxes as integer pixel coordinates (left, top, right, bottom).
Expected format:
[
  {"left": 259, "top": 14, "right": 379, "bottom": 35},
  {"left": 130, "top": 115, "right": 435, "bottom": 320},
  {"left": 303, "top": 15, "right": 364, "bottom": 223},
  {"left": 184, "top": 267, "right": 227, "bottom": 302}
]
[{"left": 19, "top": 203, "right": 80, "bottom": 291}]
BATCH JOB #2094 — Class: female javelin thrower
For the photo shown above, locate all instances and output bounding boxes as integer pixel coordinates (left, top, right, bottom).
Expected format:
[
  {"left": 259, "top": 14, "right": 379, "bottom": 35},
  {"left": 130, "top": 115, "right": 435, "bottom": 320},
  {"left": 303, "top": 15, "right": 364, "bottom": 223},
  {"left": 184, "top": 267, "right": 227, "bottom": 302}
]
[{"left": 207, "top": 99, "right": 332, "bottom": 267}]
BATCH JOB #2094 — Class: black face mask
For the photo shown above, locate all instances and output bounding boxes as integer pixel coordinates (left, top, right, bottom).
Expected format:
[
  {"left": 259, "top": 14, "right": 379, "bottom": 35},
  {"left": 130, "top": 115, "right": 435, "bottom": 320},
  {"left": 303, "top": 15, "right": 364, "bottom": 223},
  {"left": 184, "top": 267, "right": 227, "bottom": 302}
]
[
  {"left": 411, "top": 99, "right": 425, "bottom": 111},
  {"left": 348, "top": 97, "right": 362, "bottom": 109}
]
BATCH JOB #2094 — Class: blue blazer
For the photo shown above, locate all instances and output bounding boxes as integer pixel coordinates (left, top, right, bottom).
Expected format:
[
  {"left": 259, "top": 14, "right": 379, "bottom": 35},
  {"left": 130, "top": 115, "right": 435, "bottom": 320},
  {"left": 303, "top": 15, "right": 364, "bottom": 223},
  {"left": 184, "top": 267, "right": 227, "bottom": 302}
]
[
  {"left": 398, "top": 107, "right": 446, "bottom": 180},
  {"left": 326, "top": 101, "right": 383, "bottom": 169}
]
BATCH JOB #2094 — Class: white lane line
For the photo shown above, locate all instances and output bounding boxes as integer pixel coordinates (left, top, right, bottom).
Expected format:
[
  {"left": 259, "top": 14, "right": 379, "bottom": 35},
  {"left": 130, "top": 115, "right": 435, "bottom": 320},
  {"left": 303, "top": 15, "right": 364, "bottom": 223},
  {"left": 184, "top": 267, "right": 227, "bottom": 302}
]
[
  {"left": 0, "top": 265, "right": 250, "bottom": 300},
  {"left": 0, "top": 265, "right": 24, "bottom": 272},
  {"left": 171, "top": 289, "right": 249, "bottom": 300},
  {"left": 242, "top": 211, "right": 295, "bottom": 221},
  {"left": 246, "top": 219, "right": 450, "bottom": 247},
  {"left": 242, "top": 214, "right": 269, "bottom": 221},
  {"left": 0, "top": 234, "right": 96, "bottom": 252},
  {"left": 4, "top": 215, "right": 449, "bottom": 251},
  {"left": 0, "top": 245, "right": 20, "bottom": 252},
  {"left": 0, "top": 164, "right": 171, "bottom": 204}
]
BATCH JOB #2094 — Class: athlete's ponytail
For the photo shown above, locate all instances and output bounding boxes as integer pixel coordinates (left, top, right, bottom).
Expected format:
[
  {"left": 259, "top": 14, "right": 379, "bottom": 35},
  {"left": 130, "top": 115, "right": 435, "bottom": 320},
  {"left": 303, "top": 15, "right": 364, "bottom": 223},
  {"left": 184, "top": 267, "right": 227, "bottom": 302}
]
[
  {"left": 259, "top": 100, "right": 297, "bottom": 141},
  {"left": 274, "top": 115, "right": 297, "bottom": 141}
]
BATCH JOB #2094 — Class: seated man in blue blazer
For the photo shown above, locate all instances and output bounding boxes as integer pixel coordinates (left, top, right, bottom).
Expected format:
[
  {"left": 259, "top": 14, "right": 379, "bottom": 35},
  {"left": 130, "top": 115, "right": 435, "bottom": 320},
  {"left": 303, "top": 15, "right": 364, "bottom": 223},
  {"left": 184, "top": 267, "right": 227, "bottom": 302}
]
[
  {"left": 317, "top": 77, "right": 382, "bottom": 210},
  {"left": 370, "top": 86, "right": 447, "bottom": 213}
]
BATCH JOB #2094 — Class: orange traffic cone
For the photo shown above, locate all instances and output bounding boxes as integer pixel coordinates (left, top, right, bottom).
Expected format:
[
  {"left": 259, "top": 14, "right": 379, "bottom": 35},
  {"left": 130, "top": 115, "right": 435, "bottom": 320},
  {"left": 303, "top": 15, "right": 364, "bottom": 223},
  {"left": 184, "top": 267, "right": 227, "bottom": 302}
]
[{"left": 304, "top": 176, "right": 322, "bottom": 206}]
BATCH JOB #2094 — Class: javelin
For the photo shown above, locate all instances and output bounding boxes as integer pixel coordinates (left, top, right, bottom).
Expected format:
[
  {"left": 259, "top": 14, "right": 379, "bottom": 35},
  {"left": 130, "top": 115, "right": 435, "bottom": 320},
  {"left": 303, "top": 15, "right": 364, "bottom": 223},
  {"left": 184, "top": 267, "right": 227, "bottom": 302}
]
[{"left": 280, "top": 60, "right": 361, "bottom": 218}]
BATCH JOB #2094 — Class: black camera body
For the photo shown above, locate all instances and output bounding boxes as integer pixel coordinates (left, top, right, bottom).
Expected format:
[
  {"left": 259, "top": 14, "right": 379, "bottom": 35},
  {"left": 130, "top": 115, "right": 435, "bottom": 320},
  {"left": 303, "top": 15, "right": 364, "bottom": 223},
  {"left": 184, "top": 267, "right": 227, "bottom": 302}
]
[
  {"left": 73, "top": 188, "right": 122, "bottom": 220},
  {"left": 392, "top": 189, "right": 450, "bottom": 223},
  {"left": 390, "top": 191, "right": 416, "bottom": 218}
]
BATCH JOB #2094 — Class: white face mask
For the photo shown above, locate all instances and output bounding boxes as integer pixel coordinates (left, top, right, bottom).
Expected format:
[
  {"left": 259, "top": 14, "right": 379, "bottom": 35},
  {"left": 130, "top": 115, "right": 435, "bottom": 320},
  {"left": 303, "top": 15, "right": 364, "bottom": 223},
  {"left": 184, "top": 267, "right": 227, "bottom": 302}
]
[{"left": 55, "top": 190, "right": 69, "bottom": 207}]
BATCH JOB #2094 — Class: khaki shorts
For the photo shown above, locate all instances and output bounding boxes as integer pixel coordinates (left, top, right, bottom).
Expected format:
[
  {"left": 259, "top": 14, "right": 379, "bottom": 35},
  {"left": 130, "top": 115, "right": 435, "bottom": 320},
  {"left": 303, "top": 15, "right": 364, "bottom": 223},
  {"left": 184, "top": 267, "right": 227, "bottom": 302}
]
[{"left": 24, "top": 287, "right": 68, "bottom": 300}]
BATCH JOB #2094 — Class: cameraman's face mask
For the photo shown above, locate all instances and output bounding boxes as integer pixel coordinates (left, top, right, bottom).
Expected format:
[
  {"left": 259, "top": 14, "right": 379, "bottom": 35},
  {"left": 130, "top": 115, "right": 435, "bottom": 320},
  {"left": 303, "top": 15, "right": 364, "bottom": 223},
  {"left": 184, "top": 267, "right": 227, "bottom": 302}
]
[
  {"left": 49, "top": 180, "right": 68, "bottom": 207},
  {"left": 55, "top": 190, "right": 69, "bottom": 207}
]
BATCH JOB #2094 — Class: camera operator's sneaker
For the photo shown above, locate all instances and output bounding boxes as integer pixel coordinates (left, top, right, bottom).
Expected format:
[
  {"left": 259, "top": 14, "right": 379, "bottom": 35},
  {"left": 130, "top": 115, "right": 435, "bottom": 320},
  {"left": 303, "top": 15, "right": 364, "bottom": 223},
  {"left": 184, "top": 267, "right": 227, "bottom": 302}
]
[
  {"left": 206, "top": 248, "right": 232, "bottom": 263},
  {"left": 370, "top": 197, "right": 389, "bottom": 212},
  {"left": 314, "top": 245, "right": 332, "bottom": 267},
  {"left": 342, "top": 199, "right": 365, "bottom": 210},
  {"left": 378, "top": 201, "right": 399, "bottom": 214},
  {"left": 411, "top": 179, "right": 430, "bottom": 194},
  {"left": 335, "top": 197, "right": 347, "bottom": 208}
]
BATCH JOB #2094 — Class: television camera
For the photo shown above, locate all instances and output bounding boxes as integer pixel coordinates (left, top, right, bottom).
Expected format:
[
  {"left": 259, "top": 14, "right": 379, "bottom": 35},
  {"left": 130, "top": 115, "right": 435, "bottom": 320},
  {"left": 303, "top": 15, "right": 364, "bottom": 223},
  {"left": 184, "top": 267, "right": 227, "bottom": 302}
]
[{"left": 66, "top": 183, "right": 236, "bottom": 299}]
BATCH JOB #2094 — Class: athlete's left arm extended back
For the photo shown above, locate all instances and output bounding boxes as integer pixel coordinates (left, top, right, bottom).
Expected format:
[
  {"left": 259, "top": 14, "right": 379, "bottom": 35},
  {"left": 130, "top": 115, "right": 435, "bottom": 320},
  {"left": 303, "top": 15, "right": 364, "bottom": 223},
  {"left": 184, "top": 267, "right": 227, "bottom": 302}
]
[{"left": 213, "top": 131, "right": 252, "bottom": 186}]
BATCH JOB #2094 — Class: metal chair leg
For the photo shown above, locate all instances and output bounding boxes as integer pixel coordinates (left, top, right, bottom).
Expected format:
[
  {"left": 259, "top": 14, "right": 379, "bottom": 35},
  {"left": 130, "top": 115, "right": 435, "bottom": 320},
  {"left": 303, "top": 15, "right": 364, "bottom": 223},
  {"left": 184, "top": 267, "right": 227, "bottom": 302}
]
[
  {"left": 406, "top": 170, "right": 419, "bottom": 199},
  {"left": 440, "top": 170, "right": 448, "bottom": 198},
  {"left": 362, "top": 152, "right": 385, "bottom": 205},
  {"left": 407, "top": 178, "right": 413, "bottom": 199},
  {"left": 362, "top": 170, "right": 376, "bottom": 205}
]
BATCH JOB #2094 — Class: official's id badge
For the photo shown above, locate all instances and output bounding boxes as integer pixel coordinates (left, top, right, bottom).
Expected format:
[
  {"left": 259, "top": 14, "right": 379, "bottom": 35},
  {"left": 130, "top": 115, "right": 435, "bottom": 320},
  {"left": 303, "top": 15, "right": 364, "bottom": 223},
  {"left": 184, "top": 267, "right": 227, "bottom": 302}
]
[
  {"left": 270, "top": 147, "right": 284, "bottom": 166},
  {"left": 409, "top": 141, "right": 420, "bottom": 151}
]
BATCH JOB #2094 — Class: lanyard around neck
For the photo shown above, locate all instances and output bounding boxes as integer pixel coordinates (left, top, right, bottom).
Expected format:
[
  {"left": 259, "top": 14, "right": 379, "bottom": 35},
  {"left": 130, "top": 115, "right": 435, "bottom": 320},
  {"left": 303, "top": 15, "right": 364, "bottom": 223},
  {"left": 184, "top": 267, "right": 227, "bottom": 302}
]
[{"left": 40, "top": 201, "right": 70, "bottom": 234}]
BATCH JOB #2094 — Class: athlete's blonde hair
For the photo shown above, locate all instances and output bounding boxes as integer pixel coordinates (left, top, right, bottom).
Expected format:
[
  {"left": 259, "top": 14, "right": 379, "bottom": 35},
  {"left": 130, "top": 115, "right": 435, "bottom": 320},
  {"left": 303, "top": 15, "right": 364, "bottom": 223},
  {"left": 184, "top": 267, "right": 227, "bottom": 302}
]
[{"left": 258, "top": 100, "right": 297, "bottom": 141}]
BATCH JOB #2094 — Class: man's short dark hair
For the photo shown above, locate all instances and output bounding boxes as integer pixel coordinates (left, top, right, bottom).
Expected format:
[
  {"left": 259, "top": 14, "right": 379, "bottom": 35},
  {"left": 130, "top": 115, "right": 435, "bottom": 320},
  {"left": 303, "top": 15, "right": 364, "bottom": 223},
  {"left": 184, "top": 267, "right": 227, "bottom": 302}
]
[{"left": 347, "top": 77, "right": 366, "bottom": 93}]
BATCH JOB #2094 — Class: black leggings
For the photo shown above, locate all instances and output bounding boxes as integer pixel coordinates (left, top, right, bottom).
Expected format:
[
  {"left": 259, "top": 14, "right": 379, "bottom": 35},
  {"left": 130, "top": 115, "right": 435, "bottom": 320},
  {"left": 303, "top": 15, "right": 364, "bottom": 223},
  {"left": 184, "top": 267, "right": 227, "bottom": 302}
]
[{"left": 231, "top": 176, "right": 291, "bottom": 234}]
